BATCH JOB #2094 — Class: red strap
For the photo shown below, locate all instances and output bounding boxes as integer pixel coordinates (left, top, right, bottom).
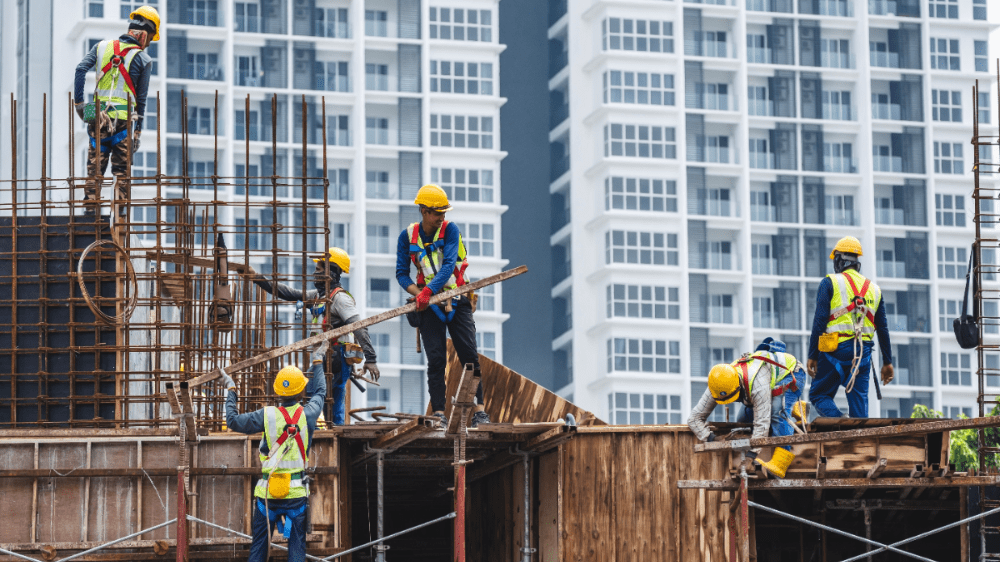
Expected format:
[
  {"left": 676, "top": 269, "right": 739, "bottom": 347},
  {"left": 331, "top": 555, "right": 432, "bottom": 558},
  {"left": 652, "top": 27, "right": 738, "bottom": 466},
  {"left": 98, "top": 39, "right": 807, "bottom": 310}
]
[
  {"left": 830, "top": 274, "right": 876, "bottom": 324},
  {"left": 409, "top": 225, "right": 425, "bottom": 285},
  {"left": 98, "top": 41, "right": 140, "bottom": 100},
  {"left": 274, "top": 406, "right": 307, "bottom": 462},
  {"left": 437, "top": 221, "right": 449, "bottom": 241},
  {"left": 738, "top": 362, "right": 750, "bottom": 397}
]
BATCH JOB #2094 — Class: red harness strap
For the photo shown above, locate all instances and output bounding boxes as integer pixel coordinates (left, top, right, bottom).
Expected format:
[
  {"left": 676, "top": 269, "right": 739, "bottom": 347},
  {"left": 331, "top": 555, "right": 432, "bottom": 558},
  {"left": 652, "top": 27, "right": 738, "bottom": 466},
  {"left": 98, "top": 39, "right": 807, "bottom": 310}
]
[
  {"left": 738, "top": 356, "right": 798, "bottom": 398},
  {"left": 830, "top": 274, "right": 875, "bottom": 324},
  {"left": 99, "top": 41, "right": 140, "bottom": 100},
  {"left": 274, "top": 406, "right": 307, "bottom": 462}
]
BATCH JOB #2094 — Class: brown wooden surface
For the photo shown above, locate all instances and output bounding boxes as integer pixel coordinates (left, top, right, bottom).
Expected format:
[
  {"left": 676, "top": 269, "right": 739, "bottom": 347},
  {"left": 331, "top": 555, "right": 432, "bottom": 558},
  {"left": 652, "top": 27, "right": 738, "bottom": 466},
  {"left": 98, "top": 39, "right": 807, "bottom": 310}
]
[{"left": 538, "top": 448, "right": 561, "bottom": 562}]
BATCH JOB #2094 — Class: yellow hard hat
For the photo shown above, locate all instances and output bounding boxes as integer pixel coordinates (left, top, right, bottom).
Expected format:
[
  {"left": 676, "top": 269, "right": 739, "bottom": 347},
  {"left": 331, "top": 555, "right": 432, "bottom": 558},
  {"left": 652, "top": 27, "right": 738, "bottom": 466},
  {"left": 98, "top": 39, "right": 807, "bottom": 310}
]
[
  {"left": 709, "top": 363, "right": 741, "bottom": 405},
  {"left": 414, "top": 184, "right": 452, "bottom": 212},
  {"left": 129, "top": 6, "right": 161, "bottom": 41},
  {"left": 830, "top": 236, "right": 863, "bottom": 259},
  {"left": 274, "top": 365, "right": 307, "bottom": 396},
  {"left": 312, "top": 247, "right": 350, "bottom": 273}
]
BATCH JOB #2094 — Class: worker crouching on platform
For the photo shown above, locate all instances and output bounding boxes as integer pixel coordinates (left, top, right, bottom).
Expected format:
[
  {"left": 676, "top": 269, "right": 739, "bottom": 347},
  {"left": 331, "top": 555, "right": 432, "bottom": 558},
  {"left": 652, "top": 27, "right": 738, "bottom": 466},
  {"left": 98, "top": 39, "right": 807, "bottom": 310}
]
[
  {"left": 688, "top": 338, "right": 804, "bottom": 478},
  {"left": 806, "top": 236, "right": 894, "bottom": 418},
  {"left": 224, "top": 357, "right": 326, "bottom": 562},
  {"left": 396, "top": 184, "right": 490, "bottom": 428}
]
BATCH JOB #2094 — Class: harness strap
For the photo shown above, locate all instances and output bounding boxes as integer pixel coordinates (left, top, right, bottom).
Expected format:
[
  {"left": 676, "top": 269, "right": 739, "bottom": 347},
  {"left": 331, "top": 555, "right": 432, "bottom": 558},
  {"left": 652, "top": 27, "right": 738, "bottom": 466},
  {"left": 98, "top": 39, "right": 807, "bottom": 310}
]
[
  {"left": 89, "top": 127, "right": 130, "bottom": 152},
  {"left": 99, "top": 41, "right": 140, "bottom": 100},
  {"left": 737, "top": 356, "right": 798, "bottom": 397},
  {"left": 829, "top": 274, "right": 876, "bottom": 324},
  {"left": 274, "top": 406, "right": 307, "bottom": 462}
]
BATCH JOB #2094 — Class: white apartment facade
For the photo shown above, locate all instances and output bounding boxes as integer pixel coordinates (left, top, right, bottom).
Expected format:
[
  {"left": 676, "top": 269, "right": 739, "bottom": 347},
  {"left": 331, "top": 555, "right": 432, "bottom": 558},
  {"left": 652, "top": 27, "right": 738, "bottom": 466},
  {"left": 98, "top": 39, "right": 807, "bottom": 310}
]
[
  {"left": 0, "top": 0, "right": 509, "bottom": 416},
  {"left": 548, "top": 0, "right": 998, "bottom": 423}
]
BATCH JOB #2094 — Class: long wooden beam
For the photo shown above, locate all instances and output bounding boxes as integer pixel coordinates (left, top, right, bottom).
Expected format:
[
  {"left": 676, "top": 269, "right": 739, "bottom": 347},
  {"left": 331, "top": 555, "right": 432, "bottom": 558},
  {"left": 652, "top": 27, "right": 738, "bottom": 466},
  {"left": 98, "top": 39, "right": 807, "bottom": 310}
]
[
  {"left": 695, "top": 415, "right": 1000, "bottom": 452},
  {"left": 677, "top": 475, "right": 1000, "bottom": 490},
  {"left": 186, "top": 266, "right": 528, "bottom": 387}
]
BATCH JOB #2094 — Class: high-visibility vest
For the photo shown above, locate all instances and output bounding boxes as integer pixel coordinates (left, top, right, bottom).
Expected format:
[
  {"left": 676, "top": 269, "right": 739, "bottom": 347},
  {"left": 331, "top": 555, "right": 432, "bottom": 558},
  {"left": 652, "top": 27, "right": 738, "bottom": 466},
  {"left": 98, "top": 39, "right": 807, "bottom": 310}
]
[
  {"left": 254, "top": 404, "right": 310, "bottom": 500},
  {"left": 94, "top": 40, "right": 143, "bottom": 120},
  {"left": 406, "top": 221, "right": 469, "bottom": 292},
  {"left": 825, "top": 269, "right": 881, "bottom": 344},
  {"left": 310, "top": 287, "right": 350, "bottom": 333},
  {"left": 734, "top": 351, "right": 798, "bottom": 400}
]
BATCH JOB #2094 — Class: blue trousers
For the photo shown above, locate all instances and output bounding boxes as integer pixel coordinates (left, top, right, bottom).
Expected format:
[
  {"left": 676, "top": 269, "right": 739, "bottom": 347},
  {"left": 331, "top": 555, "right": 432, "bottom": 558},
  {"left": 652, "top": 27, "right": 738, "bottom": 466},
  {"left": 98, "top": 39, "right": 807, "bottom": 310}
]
[
  {"left": 809, "top": 340, "right": 872, "bottom": 418},
  {"left": 737, "top": 370, "right": 801, "bottom": 452},
  {"left": 330, "top": 347, "right": 352, "bottom": 425},
  {"left": 248, "top": 497, "right": 308, "bottom": 562}
]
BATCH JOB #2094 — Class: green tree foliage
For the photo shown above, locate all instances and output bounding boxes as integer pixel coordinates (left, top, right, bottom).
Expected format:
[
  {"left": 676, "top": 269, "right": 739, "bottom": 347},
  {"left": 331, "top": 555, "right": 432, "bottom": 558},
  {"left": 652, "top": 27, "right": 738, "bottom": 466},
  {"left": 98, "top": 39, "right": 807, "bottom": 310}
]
[{"left": 911, "top": 404, "right": 1000, "bottom": 472}]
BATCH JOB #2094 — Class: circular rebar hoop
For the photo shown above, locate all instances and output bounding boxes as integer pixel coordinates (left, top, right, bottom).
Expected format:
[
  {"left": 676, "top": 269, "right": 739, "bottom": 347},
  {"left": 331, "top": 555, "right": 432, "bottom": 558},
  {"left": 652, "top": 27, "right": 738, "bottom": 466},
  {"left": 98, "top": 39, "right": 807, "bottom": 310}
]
[{"left": 76, "top": 238, "right": 139, "bottom": 325}]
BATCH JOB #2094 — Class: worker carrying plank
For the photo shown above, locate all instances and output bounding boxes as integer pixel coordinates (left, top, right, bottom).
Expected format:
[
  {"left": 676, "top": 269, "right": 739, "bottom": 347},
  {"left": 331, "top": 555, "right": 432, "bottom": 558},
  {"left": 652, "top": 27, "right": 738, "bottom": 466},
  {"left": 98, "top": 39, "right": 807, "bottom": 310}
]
[
  {"left": 73, "top": 5, "right": 158, "bottom": 213},
  {"left": 806, "top": 236, "right": 894, "bottom": 418},
  {"left": 396, "top": 184, "right": 490, "bottom": 428},
  {"left": 246, "top": 248, "right": 379, "bottom": 426},
  {"left": 688, "top": 338, "right": 804, "bottom": 478},
  {"left": 223, "top": 352, "right": 326, "bottom": 562}
]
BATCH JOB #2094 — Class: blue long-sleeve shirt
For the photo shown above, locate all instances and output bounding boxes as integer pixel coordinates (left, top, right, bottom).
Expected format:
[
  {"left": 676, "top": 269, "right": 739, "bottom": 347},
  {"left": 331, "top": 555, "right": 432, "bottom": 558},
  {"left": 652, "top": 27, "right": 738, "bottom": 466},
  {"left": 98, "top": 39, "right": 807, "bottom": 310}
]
[
  {"left": 74, "top": 34, "right": 152, "bottom": 133},
  {"left": 808, "top": 276, "right": 893, "bottom": 365},
  {"left": 396, "top": 222, "right": 461, "bottom": 294},
  {"left": 225, "top": 361, "right": 327, "bottom": 454}
]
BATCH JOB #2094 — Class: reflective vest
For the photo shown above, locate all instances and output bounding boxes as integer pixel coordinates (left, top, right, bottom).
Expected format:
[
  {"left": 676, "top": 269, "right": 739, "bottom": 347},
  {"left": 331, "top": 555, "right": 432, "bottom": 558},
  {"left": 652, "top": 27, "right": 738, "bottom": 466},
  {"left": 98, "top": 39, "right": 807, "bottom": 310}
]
[
  {"left": 734, "top": 351, "right": 798, "bottom": 401},
  {"left": 94, "top": 40, "right": 142, "bottom": 120},
  {"left": 254, "top": 404, "right": 310, "bottom": 500},
  {"left": 310, "top": 287, "right": 349, "bottom": 334},
  {"left": 825, "top": 269, "right": 881, "bottom": 344},
  {"left": 407, "top": 221, "right": 469, "bottom": 292}
]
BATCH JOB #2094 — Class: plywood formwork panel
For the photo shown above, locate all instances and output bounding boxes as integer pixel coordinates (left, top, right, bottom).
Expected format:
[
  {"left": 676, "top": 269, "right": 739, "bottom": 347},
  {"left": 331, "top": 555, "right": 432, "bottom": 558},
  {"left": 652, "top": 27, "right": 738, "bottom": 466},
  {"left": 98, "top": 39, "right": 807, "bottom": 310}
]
[
  {"left": 87, "top": 442, "right": 137, "bottom": 542},
  {"left": 0, "top": 443, "right": 34, "bottom": 543},
  {"left": 36, "top": 443, "right": 87, "bottom": 543},
  {"left": 538, "top": 448, "right": 561, "bottom": 562},
  {"left": 192, "top": 440, "right": 246, "bottom": 539},
  {"left": 140, "top": 441, "right": 180, "bottom": 540},
  {"left": 562, "top": 434, "right": 615, "bottom": 561}
]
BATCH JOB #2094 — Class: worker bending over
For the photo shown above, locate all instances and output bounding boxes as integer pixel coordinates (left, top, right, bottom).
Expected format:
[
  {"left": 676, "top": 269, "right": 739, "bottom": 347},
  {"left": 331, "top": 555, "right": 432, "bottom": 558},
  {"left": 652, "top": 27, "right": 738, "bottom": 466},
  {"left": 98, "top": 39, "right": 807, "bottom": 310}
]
[
  {"left": 396, "top": 184, "right": 490, "bottom": 428},
  {"left": 74, "top": 5, "right": 158, "bottom": 212},
  {"left": 688, "top": 339, "right": 804, "bottom": 478},
  {"left": 223, "top": 357, "right": 326, "bottom": 562},
  {"left": 247, "top": 248, "right": 379, "bottom": 425},
  {"left": 807, "top": 236, "right": 893, "bottom": 418}
]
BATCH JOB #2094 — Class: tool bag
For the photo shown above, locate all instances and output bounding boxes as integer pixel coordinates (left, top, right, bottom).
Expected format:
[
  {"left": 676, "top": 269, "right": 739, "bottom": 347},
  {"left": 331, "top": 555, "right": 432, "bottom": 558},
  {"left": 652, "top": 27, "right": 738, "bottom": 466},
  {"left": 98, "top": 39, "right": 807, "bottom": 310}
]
[{"left": 954, "top": 245, "right": 980, "bottom": 349}]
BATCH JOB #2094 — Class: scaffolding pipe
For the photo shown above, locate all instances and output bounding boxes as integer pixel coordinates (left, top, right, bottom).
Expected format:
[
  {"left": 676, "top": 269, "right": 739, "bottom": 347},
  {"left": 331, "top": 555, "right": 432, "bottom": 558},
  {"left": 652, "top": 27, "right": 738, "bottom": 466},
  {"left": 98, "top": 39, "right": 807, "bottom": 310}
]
[
  {"left": 55, "top": 518, "right": 178, "bottom": 562},
  {"left": 375, "top": 450, "right": 387, "bottom": 562},
  {"left": 319, "top": 512, "right": 458, "bottom": 561},
  {"left": 186, "top": 515, "right": 327, "bottom": 562},
  {"left": 518, "top": 452, "right": 536, "bottom": 562}
]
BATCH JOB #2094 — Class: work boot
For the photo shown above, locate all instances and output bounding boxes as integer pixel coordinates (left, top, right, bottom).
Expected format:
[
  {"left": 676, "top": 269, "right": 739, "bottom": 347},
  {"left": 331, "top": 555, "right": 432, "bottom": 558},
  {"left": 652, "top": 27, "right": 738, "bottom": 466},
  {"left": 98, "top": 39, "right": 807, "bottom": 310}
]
[
  {"left": 755, "top": 448, "right": 795, "bottom": 479},
  {"left": 431, "top": 412, "right": 447, "bottom": 427},
  {"left": 470, "top": 410, "right": 491, "bottom": 428}
]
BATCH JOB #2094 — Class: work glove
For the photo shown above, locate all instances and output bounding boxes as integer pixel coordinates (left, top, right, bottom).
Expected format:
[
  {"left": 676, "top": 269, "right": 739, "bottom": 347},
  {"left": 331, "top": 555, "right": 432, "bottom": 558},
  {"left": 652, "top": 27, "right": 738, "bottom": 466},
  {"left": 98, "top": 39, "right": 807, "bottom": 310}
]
[
  {"left": 310, "top": 339, "right": 330, "bottom": 363},
  {"left": 705, "top": 432, "right": 717, "bottom": 443},
  {"left": 880, "top": 364, "right": 894, "bottom": 385},
  {"left": 806, "top": 359, "right": 817, "bottom": 378},
  {"left": 362, "top": 361, "right": 380, "bottom": 382},
  {"left": 75, "top": 103, "right": 85, "bottom": 120},
  {"left": 219, "top": 373, "right": 236, "bottom": 391},
  {"left": 415, "top": 286, "right": 433, "bottom": 311}
]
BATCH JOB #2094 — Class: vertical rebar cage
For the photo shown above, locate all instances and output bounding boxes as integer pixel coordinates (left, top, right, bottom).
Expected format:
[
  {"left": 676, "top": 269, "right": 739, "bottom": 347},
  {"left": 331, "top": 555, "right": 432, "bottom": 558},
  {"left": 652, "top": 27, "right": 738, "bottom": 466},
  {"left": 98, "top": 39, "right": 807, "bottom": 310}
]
[{"left": 0, "top": 92, "right": 334, "bottom": 430}]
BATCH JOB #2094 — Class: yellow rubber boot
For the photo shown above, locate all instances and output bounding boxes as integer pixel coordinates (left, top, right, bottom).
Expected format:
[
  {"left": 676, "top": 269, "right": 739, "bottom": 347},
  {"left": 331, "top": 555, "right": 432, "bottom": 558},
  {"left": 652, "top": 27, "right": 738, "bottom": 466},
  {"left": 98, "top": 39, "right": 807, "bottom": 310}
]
[{"left": 755, "top": 448, "right": 795, "bottom": 479}]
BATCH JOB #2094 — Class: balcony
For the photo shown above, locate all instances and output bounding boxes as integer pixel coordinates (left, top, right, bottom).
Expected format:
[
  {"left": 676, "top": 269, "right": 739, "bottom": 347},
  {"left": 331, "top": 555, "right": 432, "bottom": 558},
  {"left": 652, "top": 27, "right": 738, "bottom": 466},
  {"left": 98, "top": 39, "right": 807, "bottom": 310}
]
[
  {"left": 869, "top": 0, "right": 897, "bottom": 14},
  {"left": 752, "top": 258, "right": 777, "bottom": 275},
  {"left": 824, "top": 156, "right": 857, "bottom": 174},
  {"left": 873, "top": 154, "right": 903, "bottom": 173},
  {"left": 821, "top": 52, "right": 855, "bottom": 70},
  {"left": 691, "top": 92, "right": 736, "bottom": 111},
  {"left": 687, "top": 0, "right": 736, "bottom": 5},
  {"left": 870, "top": 49, "right": 900, "bottom": 69},
  {"left": 822, "top": 102, "right": 854, "bottom": 121},
  {"left": 234, "top": 14, "right": 261, "bottom": 33},
  {"left": 687, "top": 37, "right": 735, "bottom": 59},
  {"left": 749, "top": 99, "right": 774, "bottom": 117},
  {"left": 818, "top": 0, "right": 854, "bottom": 16},
  {"left": 871, "top": 101, "right": 901, "bottom": 121},
  {"left": 747, "top": 47, "right": 775, "bottom": 65},
  {"left": 749, "top": 152, "right": 776, "bottom": 169},
  {"left": 181, "top": 5, "right": 220, "bottom": 26},
  {"left": 825, "top": 208, "right": 860, "bottom": 226},
  {"left": 877, "top": 260, "right": 907, "bottom": 278},
  {"left": 185, "top": 61, "right": 223, "bottom": 81},
  {"left": 876, "top": 208, "right": 905, "bottom": 225}
]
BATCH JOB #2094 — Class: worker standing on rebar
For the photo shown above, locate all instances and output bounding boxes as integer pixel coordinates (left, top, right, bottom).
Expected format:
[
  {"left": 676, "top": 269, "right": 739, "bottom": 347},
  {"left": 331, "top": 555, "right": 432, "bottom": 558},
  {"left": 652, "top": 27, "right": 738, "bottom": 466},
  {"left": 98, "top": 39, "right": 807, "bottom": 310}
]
[
  {"left": 246, "top": 248, "right": 379, "bottom": 426},
  {"left": 688, "top": 338, "right": 804, "bottom": 478},
  {"left": 807, "top": 236, "right": 894, "bottom": 418},
  {"left": 73, "top": 5, "right": 158, "bottom": 213},
  {"left": 223, "top": 355, "right": 325, "bottom": 562},
  {"left": 396, "top": 184, "right": 490, "bottom": 428}
]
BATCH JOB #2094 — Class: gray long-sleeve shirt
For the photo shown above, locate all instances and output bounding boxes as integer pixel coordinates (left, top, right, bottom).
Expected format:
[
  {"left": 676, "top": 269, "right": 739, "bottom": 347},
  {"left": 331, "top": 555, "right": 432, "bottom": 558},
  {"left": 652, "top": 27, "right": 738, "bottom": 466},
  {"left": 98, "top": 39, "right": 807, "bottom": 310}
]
[
  {"left": 252, "top": 277, "right": 377, "bottom": 363},
  {"left": 687, "top": 361, "right": 774, "bottom": 454}
]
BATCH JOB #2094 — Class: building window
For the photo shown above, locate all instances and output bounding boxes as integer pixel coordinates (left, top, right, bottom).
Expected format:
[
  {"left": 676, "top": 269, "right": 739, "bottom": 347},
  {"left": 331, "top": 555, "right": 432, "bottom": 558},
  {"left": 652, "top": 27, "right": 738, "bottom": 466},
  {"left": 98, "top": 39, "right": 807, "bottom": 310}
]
[
  {"left": 365, "top": 10, "right": 387, "bottom": 37},
  {"left": 937, "top": 246, "right": 968, "bottom": 279},
  {"left": 185, "top": 0, "right": 219, "bottom": 26},
  {"left": 366, "top": 117, "right": 389, "bottom": 145},
  {"left": 366, "top": 224, "right": 391, "bottom": 254},
  {"left": 933, "top": 142, "right": 964, "bottom": 175},
  {"left": 430, "top": 8, "right": 493, "bottom": 42},
  {"left": 187, "top": 52, "right": 222, "bottom": 80},
  {"left": 935, "top": 194, "right": 967, "bottom": 227},
  {"left": 941, "top": 352, "right": 972, "bottom": 385},
  {"left": 710, "top": 294, "right": 734, "bottom": 324},
  {"left": 132, "top": 205, "right": 158, "bottom": 240},
  {"left": 605, "top": 230, "right": 678, "bottom": 266},
  {"left": 323, "top": 115, "right": 350, "bottom": 147},
  {"left": 930, "top": 38, "right": 960, "bottom": 71},
  {"left": 754, "top": 296, "right": 774, "bottom": 328},
  {"left": 453, "top": 223, "right": 494, "bottom": 257},
  {"left": 431, "top": 168, "right": 494, "bottom": 203},
  {"left": 709, "top": 241, "right": 733, "bottom": 270},
  {"left": 369, "top": 388, "right": 392, "bottom": 409},
  {"left": 932, "top": 90, "right": 962, "bottom": 122},
  {"left": 316, "top": 61, "right": 350, "bottom": 92},
  {"left": 822, "top": 90, "right": 852, "bottom": 121},
  {"left": 368, "top": 278, "right": 391, "bottom": 308},
  {"left": 939, "top": 298, "right": 962, "bottom": 332},
  {"left": 976, "top": 41, "right": 989, "bottom": 73},
  {"left": 929, "top": 0, "right": 958, "bottom": 18},
  {"left": 477, "top": 284, "right": 495, "bottom": 311},
  {"left": 606, "top": 284, "right": 680, "bottom": 320},
  {"left": 476, "top": 331, "right": 497, "bottom": 359},
  {"left": 430, "top": 114, "right": 494, "bottom": 149},
  {"left": 234, "top": 2, "right": 260, "bottom": 33},
  {"left": 87, "top": 0, "right": 104, "bottom": 18},
  {"left": 980, "top": 92, "right": 991, "bottom": 124},
  {"left": 608, "top": 392, "right": 682, "bottom": 425},
  {"left": 605, "top": 177, "right": 677, "bottom": 213},
  {"left": 366, "top": 170, "right": 390, "bottom": 199},
  {"left": 430, "top": 61, "right": 493, "bottom": 95},
  {"left": 607, "top": 338, "right": 681, "bottom": 374},
  {"left": 131, "top": 151, "right": 156, "bottom": 177},
  {"left": 602, "top": 18, "right": 674, "bottom": 53},
  {"left": 973, "top": 0, "right": 987, "bottom": 20},
  {"left": 121, "top": 0, "right": 155, "bottom": 19},
  {"left": 752, "top": 242, "right": 773, "bottom": 273},
  {"left": 945, "top": 405, "right": 974, "bottom": 419},
  {"left": 603, "top": 71, "right": 675, "bottom": 106},
  {"left": 603, "top": 124, "right": 677, "bottom": 159},
  {"left": 315, "top": 7, "right": 349, "bottom": 38},
  {"left": 365, "top": 63, "right": 388, "bottom": 91}
]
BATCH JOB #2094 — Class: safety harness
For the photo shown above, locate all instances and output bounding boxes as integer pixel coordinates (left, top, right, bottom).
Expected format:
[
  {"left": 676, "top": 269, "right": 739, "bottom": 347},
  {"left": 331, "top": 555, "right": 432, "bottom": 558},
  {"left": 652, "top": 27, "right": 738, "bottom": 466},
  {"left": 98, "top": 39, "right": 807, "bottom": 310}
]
[
  {"left": 90, "top": 40, "right": 140, "bottom": 152},
  {"left": 409, "top": 221, "right": 468, "bottom": 323},
  {"left": 736, "top": 354, "right": 798, "bottom": 399},
  {"left": 825, "top": 273, "right": 874, "bottom": 394},
  {"left": 272, "top": 406, "right": 307, "bottom": 462}
]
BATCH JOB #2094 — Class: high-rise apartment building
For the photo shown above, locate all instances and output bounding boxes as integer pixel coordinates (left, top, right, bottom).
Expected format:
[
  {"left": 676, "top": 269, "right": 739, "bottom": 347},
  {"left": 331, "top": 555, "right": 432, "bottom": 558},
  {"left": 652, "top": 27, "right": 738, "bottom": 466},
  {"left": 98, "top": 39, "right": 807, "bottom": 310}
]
[
  {"left": 0, "top": 0, "right": 508, "bottom": 416},
  {"left": 548, "top": 0, "right": 998, "bottom": 423}
]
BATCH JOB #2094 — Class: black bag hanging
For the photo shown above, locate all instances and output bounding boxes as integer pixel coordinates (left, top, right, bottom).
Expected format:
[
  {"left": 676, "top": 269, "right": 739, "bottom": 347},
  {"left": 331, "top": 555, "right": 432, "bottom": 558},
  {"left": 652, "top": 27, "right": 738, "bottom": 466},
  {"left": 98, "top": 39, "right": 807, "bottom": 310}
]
[{"left": 954, "top": 244, "right": 980, "bottom": 349}]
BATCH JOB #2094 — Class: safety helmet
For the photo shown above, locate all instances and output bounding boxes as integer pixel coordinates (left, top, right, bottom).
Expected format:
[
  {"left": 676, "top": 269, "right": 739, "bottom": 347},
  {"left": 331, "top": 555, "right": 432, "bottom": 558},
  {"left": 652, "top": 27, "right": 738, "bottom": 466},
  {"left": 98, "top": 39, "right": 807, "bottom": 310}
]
[
  {"left": 128, "top": 6, "right": 161, "bottom": 41},
  {"left": 274, "top": 365, "right": 307, "bottom": 397},
  {"left": 413, "top": 184, "right": 452, "bottom": 212},
  {"left": 312, "top": 246, "right": 350, "bottom": 273},
  {"left": 829, "top": 236, "right": 863, "bottom": 259},
  {"left": 708, "top": 363, "right": 742, "bottom": 405}
]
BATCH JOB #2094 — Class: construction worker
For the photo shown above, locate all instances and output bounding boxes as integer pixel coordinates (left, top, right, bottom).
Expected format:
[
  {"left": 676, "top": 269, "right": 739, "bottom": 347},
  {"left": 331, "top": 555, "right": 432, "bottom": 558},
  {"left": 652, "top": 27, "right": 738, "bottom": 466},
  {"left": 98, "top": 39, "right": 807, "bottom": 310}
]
[
  {"left": 395, "top": 184, "right": 490, "bottom": 428},
  {"left": 223, "top": 356, "right": 326, "bottom": 562},
  {"left": 807, "top": 236, "right": 894, "bottom": 418},
  {"left": 73, "top": 5, "right": 159, "bottom": 212},
  {"left": 688, "top": 339, "right": 804, "bottom": 478}
]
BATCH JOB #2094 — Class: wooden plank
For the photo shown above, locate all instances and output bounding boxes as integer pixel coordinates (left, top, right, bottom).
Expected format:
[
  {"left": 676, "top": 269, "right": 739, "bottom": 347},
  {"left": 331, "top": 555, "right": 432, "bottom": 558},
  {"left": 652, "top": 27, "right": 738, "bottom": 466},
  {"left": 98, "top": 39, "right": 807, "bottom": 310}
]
[
  {"left": 537, "top": 449, "right": 560, "bottom": 561},
  {"left": 823, "top": 439, "right": 877, "bottom": 472},
  {"left": 0, "top": 444, "right": 34, "bottom": 543},
  {"left": 677, "top": 475, "right": 1000, "bottom": 490},
  {"left": 612, "top": 432, "right": 671, "bottom": 560},
  {"left": 561, "top": 435, "right": 614, "bottom": 561}
]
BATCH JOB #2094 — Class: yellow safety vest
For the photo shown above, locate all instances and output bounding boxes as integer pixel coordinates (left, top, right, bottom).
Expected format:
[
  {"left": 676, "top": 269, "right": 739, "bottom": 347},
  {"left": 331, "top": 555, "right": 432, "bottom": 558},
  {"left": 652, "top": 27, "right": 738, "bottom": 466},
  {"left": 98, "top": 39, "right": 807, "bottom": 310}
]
[
  {"left": 406, "top": 221, "right": 469, "bottom": 292},
  {"left": 254, "top": 404, "right": 310, "bottom": 500},
  {"left": 94, "top": 40, "right": 143, "bottom": 120},
  {"left": 733, "top": 351, "right": 798, "bottom": 401},
  {"left": 825, "top": 269, "right": 881, "bottom": 344}
]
